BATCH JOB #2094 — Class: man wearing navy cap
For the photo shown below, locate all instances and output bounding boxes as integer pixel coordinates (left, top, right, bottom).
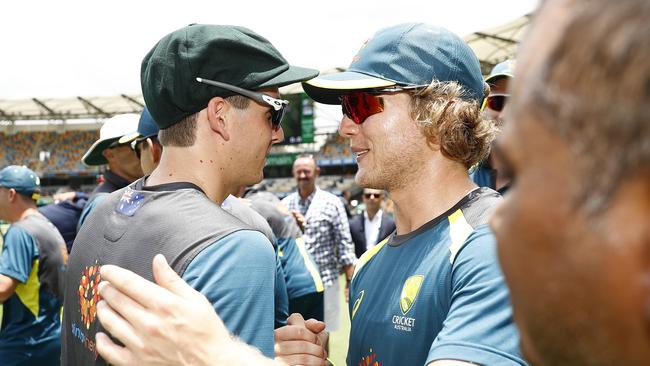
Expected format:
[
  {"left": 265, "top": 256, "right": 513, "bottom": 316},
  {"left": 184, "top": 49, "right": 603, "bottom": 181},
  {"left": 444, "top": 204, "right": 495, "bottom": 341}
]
[
  {"left": 0, "top": 166, "right": 68, "bottom": 366},
  {"left": 62, "top": 24, "right": 318, "bottom": 365}
]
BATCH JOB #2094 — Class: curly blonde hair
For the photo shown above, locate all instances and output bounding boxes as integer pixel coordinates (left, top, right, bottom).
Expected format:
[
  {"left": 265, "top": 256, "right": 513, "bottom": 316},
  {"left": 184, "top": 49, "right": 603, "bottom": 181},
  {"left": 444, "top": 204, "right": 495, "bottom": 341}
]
[{"left": 409, "top": 81, "right": 496, "bottom": 168}]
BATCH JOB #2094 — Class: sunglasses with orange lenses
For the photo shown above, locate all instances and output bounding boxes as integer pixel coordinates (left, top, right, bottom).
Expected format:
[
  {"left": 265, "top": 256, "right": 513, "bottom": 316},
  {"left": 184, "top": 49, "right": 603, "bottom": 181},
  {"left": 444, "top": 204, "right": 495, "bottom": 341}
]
[
  {"left": 341, "top": 85, "right": 426, "bottom": 124},
  {"left": 485, "top": 93, "right": 510, "bottom": 112}
]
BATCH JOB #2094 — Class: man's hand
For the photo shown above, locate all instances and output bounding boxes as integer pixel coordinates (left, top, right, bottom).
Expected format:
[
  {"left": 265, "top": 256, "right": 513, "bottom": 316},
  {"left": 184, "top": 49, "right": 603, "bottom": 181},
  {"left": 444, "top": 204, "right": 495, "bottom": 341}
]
[
  {"left": 290, "top": 210, "right": 307, "bottom": 232},
  {"left": 96, "top": 254, "right": 255, "bottom": 366},
  {"left": 274, "top": 313, "right": 328, "bottom": 366}
]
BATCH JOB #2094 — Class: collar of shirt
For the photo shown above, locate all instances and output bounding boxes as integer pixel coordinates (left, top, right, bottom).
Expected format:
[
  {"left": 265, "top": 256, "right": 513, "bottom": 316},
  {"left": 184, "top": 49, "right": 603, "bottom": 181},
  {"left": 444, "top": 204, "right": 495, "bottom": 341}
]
[
  {"left": 298, "top": 189, "right": 317, "bottom": 216},
  {"left": 363, "top": 209, "right": 383, "bottom": 249}
]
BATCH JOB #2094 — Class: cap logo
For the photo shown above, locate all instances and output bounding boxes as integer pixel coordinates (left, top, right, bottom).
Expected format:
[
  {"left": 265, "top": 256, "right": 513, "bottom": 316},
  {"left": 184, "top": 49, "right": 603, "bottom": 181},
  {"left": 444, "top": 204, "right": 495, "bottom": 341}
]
[{"left": 352, "top": 38, "right": 371, "bottom": 63}]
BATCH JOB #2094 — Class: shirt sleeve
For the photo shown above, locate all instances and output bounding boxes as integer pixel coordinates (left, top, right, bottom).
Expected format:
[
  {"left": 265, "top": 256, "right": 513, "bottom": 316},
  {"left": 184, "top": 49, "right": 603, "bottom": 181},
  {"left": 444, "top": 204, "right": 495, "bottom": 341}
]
[
  {"left": 331, "top": 199, "right": 356, "bottom": 267},
  {"left": 427, "top": 225, "right": 526, "bottom": 366},
  {"left": 181, "top": 230, "right": 276, "bottom": 358},
  {"left": 0, "top": 226, "right": 38, "bottom": 283}
]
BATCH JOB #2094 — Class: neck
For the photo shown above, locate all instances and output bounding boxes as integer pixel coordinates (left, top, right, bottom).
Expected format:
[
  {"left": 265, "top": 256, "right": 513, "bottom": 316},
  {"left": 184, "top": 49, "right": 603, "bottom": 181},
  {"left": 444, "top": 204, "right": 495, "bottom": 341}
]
[
  {"left": 390, "top": 160, "right": 476, "bottom": 235},
  {"left": 366, "top": 207, "right": 380, "bottom": 220},
  {"left": 107, "top": 164, "right": 139, "bottom": 184},
  {"left": 299, "top": 186, "right": 315, "bottom": 200},
  {"left": 8, "top": 205, "right": 39, "bottom": 223},
  {"left": 147, "top": 146, "right": 230, "bottom": 204}
]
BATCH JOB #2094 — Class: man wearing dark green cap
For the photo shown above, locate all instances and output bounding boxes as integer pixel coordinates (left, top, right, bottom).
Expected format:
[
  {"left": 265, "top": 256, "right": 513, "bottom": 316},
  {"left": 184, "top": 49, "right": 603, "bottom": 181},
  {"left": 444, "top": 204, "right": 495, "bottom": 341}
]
[
  {"left": 62, "top": 24, "right": 318, "bottom": 365},
  {"left": 0, "top": 165, "right": 68, "bottom": 366}
]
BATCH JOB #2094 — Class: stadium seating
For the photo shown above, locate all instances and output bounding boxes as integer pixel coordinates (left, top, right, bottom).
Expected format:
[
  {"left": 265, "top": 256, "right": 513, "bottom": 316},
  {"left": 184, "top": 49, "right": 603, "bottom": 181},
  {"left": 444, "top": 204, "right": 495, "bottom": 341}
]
[{"left": 0, "top": 130, "right": 99, "bottom": 176}]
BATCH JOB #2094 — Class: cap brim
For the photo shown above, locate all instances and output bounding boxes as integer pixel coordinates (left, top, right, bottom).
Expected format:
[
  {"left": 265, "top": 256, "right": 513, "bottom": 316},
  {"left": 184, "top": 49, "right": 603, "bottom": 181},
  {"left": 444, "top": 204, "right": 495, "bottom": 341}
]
[
  {"left": 302, "top": 71, "right": 396, "bottom": 105},
  {"left": 258, "top": 65, "right": 320, "bottom": 89},
  {"left": 118, "top": 132, "right": 141, "bottom": 145},
  {"left": 485, "top": 73, "right": 513, "bottom": 84},
  {"left": 82, "top": 138, "right": 118, "bottom": 166}
]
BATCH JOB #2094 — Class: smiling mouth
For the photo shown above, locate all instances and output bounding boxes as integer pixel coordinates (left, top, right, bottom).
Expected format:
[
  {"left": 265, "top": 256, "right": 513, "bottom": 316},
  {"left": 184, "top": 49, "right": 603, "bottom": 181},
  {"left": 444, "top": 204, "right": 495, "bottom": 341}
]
[{"left": 355, "top": 149, "right": 370, "bottom": 161}]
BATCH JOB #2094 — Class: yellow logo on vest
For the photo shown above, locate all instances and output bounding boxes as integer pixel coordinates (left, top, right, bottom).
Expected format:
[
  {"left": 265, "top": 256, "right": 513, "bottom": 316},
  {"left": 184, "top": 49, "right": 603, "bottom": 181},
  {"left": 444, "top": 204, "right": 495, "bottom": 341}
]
[
  {"left": 351, "top": 290, "right": 365, "bottom": 320},
  {"left": 400, "top": 275, "right": 424, "bottom": 315}
]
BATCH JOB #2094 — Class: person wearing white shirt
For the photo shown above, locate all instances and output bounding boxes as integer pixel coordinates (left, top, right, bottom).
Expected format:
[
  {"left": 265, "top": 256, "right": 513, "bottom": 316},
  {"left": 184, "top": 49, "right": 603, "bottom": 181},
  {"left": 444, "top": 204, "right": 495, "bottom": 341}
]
[{"left": 350, "top": 189, "right": 396, "bottom": 258}]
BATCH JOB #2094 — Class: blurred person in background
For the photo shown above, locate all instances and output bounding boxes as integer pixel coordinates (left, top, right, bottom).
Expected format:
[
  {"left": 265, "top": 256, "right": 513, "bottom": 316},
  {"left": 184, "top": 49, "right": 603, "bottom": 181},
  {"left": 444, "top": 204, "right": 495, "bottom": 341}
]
[
  {"left": 282, "top": 154, "right": 355, "bottom": 332},
  {"left": 0, "top": 166, "right": 67, "bottom": 366},
  {"left": 349, "top": 188, "right": 395, "bottom": 258},
  {"left": 81, "top": 113, "right": 143, "bottom": 200},
  {"left": 38, "top": 186, "right": 88, "bottom": 253},
  {"left": 470, "top": 60, "right": 515, "bottom": 193}
]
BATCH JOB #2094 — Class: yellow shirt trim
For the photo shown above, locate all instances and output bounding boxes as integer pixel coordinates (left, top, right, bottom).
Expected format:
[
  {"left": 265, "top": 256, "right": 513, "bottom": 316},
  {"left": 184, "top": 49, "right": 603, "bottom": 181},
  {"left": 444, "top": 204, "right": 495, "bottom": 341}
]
[
  {"left": 15, "top": 259, "right": 41, "bottom": 318},
  {"left": 448, "top": 209, "right": 475, "bottom": 264},
  {"left": 295, "top": 237, "right": 324, "bottom": 293}
]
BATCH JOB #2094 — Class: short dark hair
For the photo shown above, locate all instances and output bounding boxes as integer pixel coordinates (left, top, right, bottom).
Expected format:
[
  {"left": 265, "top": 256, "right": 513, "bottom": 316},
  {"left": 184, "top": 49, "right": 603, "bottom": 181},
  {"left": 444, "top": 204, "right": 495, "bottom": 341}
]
[{"left": 158, "top": 95, "right": 251, "bottom": 147}]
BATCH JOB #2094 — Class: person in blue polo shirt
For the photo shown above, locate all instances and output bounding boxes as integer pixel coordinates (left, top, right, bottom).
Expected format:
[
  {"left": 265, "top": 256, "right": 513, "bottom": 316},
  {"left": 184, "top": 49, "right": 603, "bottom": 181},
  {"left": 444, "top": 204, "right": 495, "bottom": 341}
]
[
  {"left": 470, "top": 59, "right": 516, "bottom": 193},
  {"left": 0, "top": 165, "right": 68, "bottom": 366}
]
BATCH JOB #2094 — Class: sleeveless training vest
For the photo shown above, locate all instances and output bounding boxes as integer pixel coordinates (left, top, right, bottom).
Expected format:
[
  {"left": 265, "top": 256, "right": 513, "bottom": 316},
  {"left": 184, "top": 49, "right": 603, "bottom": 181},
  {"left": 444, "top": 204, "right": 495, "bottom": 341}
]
[
  {"left": 12, "top": 214, "right": 67, "bottom": 303},
  {"left": 62, "top": 180, "right": 250, "bottom": 365}
]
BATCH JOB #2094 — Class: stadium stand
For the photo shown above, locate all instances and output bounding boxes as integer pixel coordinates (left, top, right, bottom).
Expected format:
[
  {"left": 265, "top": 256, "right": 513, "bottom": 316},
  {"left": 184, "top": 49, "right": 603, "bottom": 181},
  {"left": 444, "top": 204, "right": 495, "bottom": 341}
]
[{"left": 0, "top": 130, "right": 99, "bottom": 176}]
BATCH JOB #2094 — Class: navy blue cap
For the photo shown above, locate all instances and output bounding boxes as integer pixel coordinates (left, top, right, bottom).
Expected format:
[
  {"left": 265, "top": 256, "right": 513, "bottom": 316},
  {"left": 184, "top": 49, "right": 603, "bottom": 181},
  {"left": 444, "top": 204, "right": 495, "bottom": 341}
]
[
  {"left": 118, "top": 107, "right": 160, "bottom": 144},
  {"left": 303, "top": 23, "right": 486, "bottom": 104},
  {"left": 0, "top": 165, "right": 41, "bottom": 200},
  {"left": 136, "top": 107, "right": 159, "bottom": 139}
]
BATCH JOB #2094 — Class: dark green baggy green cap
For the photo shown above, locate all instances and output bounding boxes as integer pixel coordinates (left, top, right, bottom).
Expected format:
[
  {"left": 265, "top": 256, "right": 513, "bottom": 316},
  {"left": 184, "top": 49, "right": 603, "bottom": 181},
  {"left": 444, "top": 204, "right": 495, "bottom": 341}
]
[{"left": 141, "top": 24, "right": 319, "bottom": 129}]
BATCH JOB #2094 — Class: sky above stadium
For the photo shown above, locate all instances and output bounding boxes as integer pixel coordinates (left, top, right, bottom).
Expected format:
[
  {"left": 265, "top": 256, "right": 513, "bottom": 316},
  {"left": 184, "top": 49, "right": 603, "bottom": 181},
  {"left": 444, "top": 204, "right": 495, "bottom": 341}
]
[{"left": 0, "top": 0, "right": 538, "bottom": 100}]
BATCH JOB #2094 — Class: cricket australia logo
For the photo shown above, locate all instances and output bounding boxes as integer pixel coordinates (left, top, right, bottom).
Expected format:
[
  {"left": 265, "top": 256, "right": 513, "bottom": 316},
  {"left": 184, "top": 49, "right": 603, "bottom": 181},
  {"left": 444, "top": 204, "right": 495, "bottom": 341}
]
[{"left": 392, "top": 275, "right": 423, "bottom": 332}]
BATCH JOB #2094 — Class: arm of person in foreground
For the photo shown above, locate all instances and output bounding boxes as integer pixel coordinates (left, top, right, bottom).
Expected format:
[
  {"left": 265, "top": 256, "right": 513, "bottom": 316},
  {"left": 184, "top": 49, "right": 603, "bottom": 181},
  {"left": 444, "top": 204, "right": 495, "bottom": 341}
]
[{"left": 95, "top": 254, "right": 278, "bottom": 366}]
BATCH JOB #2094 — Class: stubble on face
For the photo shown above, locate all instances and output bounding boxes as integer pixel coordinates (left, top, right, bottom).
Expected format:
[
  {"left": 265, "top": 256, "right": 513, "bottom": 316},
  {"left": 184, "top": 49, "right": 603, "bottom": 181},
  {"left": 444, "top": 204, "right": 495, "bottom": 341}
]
[{"left": 354, "top": 93, "right": 429, "bottom": 192}]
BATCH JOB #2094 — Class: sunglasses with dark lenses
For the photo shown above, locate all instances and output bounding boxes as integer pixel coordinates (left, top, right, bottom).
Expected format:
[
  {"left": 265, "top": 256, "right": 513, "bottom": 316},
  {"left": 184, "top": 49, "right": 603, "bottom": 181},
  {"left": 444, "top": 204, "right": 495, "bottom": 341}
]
[
  {"left": 363, "top": 192, "right": 383, "bottom": 199},
  {"left": 130, "top": 135, "right": 158, "bottom": 159},
  {"left": 196, "top": 77, "right": 288, "bottom": 131},
  {"left": 485, "top": 94, "right": 510, "bottom": 112},
  {"left": 341, "top": 85, "right": 427, "bottom": 124}
]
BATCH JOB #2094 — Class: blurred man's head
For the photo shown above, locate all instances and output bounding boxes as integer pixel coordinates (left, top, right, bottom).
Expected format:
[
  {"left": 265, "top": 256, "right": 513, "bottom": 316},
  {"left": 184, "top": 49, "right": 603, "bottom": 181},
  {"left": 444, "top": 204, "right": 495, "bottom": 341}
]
[
  {"left": 292, "top": 155, "right": 319, "bottom": 196},
  {"left": 0, "top": 165, "right": 41, "bottom": 222},
  {"left": 125, "top": 107, "right": 162, "bottom": 175},
  {"left": 362, "top": 188, "right": 384, "bottom": 216},
  {"left": 491, "top": 0, "right": 650, "bottom": 365},
  {"left": 303, "top": 23, "right": 494, "bottom": 192},
  {"left": 82, "top": 113, "right": 143, "bottom": 182},
  {"left": 483, "top": 60, "right": 515, "bottom": 124}
]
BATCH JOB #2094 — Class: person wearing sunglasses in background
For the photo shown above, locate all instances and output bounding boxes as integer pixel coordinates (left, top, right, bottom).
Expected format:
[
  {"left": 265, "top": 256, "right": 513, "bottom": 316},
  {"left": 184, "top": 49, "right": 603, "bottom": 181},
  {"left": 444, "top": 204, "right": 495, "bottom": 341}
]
[
  {"left": 470, "top": 60, "right": 515, "bottom": 193},
  {"left": 349, "top": 189, "right": 395, "bottom": 259},
  {"left": 81, "top": 114, "right": 144, "bottom": 201},
  {"left": 61, "top": 24, "right": 318, "bottom": 365}
]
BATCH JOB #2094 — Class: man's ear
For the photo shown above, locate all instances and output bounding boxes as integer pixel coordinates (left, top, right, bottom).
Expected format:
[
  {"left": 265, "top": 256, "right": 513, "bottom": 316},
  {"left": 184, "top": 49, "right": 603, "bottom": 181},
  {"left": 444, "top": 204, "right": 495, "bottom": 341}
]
[
  {"left": 149, "top": 138, "right": 163, "bottom": 165},
  {"left": 206, "top": 96, "right": 230, "bottom": 142},
  {"left": 7, "top": 188, "right": 17, "bottom": 203},
  {"left": 315, "top": 166, "right": 321, "bottom": 177},
  {"left": 102, "top": 148, "right": 114, "bottom": 162}
]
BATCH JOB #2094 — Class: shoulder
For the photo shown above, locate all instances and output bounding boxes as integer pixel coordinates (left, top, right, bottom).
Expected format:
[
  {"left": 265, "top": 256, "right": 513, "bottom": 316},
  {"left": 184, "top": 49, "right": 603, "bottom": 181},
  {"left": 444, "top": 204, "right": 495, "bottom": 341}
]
[
  {"left": 4, "top": 224, "right": 35, "bottom": 244},
  {"left": 207, "top": 230, "right": 274, "bottom": 260},
  {"left": 460, "top": 188, "right": 501, "bottom": 227}
]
